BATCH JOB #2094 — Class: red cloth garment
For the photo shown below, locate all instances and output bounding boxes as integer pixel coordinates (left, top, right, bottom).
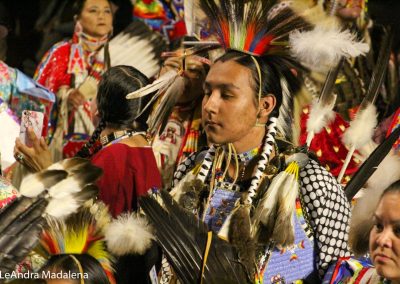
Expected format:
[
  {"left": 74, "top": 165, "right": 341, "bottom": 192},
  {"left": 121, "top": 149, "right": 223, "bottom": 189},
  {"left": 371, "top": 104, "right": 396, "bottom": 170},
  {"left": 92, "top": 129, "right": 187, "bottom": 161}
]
[
  {"left": 91, "top": 144, "right": 161, "bottom": 217},
  {"left": 299, "top": 105, "right": 360, "bottom": 181},
  {"left": 34, "top": 41, "right": 73, "bottom": 94}
]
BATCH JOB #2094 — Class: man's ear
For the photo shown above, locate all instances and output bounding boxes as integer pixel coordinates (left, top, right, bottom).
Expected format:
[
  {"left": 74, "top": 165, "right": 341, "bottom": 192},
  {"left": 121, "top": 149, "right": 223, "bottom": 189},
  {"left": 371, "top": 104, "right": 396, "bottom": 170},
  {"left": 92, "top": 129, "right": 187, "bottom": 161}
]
[{"left": 257, "top": 94, "right": 276, "bottom": 123}]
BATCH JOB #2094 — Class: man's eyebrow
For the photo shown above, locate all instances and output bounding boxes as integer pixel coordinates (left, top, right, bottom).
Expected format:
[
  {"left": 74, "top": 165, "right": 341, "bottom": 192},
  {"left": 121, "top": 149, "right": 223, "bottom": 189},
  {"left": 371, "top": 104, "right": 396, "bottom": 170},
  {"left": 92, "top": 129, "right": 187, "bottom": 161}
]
[{"left": 204, "top": 81, "right": 240, "bottom": 90}]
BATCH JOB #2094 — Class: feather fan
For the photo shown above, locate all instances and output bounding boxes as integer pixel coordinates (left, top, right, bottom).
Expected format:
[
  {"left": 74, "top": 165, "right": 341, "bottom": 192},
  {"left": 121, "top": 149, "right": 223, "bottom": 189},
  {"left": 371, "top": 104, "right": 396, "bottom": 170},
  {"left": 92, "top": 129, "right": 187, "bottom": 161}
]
[
  {"left": 140, "top": 190, "right": 250, "bottom": 284},
  {"left": 97, "top": 20, "right": 166, "bottom": 78},
  {"left": 0, "top": 158, "right": 102, "bottom": 274}
]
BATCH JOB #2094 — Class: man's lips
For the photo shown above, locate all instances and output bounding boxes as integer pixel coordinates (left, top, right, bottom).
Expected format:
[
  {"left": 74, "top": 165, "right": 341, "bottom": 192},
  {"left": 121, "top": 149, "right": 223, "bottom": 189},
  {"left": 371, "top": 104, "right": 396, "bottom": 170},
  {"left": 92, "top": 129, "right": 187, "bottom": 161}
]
[{"left": 204, "top": 120, "right": 220, "bottom": 127}]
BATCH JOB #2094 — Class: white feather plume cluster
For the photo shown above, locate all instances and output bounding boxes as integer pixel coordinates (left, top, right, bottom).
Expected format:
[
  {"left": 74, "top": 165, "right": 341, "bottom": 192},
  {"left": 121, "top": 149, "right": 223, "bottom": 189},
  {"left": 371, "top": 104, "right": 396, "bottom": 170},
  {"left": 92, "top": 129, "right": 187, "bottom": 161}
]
[
  {"left": 289, "top": 26, "right": 370, "bottom": 72},
  {"left": 105, "top": 213, "right": 155, "bottom": 256},
  {"left": 343, "top": 104, "right": 378, "bottom": 149},
  {"left": 306, "top": 99, "right": 336, "bottom": 135}
]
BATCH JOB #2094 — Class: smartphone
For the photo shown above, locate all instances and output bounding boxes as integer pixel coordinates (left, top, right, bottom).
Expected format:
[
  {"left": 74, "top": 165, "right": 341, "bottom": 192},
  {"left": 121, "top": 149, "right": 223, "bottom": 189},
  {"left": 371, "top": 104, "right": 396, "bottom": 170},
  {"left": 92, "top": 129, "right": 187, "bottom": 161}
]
[{"left": 19, "top": 110, "right": 44, "bottom": 147}]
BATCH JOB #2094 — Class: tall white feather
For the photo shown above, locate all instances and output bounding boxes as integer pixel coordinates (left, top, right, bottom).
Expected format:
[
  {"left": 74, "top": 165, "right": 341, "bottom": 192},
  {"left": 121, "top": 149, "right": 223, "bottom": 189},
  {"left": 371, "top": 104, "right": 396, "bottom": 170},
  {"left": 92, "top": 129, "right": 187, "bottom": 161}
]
[
  {"left": 338, "top": 104, "right": 378, "bottom": 182},
  {"left": 289, "top": 26, "right": 369, "bottom": 72}
]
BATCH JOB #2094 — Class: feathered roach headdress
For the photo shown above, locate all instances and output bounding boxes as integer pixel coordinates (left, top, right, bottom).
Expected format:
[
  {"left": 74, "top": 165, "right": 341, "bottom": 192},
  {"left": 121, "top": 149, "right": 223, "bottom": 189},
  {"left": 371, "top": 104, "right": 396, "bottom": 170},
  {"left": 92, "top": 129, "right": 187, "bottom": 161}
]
[{"left": 39, "top": 201, "right": 115, "bottom": 284}]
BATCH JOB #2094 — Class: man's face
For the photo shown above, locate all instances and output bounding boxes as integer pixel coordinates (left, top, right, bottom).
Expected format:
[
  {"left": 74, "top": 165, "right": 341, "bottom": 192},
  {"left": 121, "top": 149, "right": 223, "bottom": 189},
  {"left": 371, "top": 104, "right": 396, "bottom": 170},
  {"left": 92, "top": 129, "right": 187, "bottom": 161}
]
[{"left": 202, "top": 59, "right": 259, "bottom": 145}]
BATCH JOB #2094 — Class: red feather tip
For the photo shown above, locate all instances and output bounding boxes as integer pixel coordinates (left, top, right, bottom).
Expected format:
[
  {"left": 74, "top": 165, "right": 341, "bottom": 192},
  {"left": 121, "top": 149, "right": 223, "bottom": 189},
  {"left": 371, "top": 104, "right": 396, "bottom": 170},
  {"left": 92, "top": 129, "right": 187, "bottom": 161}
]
[
  {"left": 219, "top": 20, "right": 230, "bottom": 48},
  {"left": 244, "top": 24, "right": 256, "bottom": 51},
  {"left": 252, "top": 35, "right": 275, "bottom": 56}
]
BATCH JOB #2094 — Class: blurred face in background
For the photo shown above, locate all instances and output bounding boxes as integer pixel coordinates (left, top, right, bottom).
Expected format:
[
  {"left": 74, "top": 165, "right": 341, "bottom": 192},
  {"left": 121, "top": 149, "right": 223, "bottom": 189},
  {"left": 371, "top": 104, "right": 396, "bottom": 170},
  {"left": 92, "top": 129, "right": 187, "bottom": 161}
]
[
  {"left": 335, "top": 0, "right": 363, "bottom": 20},
  {"left": 160, "top": 52, "right": 208, "bottom": 104},
  {"left": 370, "top": 192, "right": 400, "bottom": 281},
  {"left": 77, "top": 0, "right": 113, "bottom": 39}
]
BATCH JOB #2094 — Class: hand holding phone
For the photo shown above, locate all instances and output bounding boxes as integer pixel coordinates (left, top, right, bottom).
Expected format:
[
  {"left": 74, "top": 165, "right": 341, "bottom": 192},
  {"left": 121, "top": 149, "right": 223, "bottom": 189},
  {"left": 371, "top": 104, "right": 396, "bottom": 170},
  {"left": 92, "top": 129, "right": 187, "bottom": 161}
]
[{"left": 19, "top": 110, "right": 44, "bottom": 147}]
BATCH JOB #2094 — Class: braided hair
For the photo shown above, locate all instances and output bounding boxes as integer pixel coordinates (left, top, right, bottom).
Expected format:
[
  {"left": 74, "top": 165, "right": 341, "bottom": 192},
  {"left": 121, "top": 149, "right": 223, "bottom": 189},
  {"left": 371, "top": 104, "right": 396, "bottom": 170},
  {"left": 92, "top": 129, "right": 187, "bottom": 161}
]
[
  {"left": 75, "top": 119, "right": 106, "bottom": 158},
  {"left": 76, "top": 65, "right": 152, "bottom": 158}
]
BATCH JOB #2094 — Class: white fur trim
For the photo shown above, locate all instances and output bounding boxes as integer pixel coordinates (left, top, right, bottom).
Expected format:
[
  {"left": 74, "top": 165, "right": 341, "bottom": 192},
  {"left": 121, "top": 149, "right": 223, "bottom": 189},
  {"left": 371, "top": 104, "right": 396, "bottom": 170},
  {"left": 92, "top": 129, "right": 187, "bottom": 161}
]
[{"left": 105, "top": 213, "right": 155, "bottom": 256}]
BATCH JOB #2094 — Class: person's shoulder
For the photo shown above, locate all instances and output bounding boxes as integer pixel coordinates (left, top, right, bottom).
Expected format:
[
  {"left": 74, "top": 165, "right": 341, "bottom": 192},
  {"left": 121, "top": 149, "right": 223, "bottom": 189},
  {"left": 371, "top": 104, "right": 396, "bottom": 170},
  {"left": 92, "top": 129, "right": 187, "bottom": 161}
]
[
  {"left": 49, "top": 40, "right": 71, "bottom": 52},
  {"left": 41, "top": 40, "right": 71, "bottom": 61}
]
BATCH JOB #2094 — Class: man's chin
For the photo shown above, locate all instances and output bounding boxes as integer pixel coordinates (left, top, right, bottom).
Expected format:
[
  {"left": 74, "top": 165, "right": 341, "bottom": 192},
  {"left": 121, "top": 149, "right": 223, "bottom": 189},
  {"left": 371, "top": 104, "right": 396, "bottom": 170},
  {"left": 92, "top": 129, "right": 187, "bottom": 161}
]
[{"left": 206, "top": 135, "right": 227, "bottom": 146}]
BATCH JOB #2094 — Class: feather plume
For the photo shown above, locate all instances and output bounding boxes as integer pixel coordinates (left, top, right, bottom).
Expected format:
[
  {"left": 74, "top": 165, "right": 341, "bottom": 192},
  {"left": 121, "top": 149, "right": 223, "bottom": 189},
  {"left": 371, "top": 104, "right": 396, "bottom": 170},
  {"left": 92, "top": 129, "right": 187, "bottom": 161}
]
[
  {"left": 253, "top": 162, "right": 300, "bottom": 246},
  {"left": 271, "top": 169, "right": 298, "bottom": 247},
  {"left": 289, "top": 26, "right": 369, "bottom": 72},
  {"left": 338, "top": 103, "right": 378, "bottom": 182},
  {"left": 45, "top": 185, "right": 98, "bottom": 218},
  {"left": 349, "top": 150, "right": 400, "bottom": 255},
  {"left": 306, "top": 98, "right": 336, "bottom": 146},
  {"left": 19, "top": 170, "right": 68, "bottom": 198},
  {"left": 251, "top": 171, "right": 283, "bottom": 237},
  {"left": 0, "top": 196, "right": 48, "bottom": 273},
  {"left": 126, "top": 70, "right": 178, "bottom": 100},
  {"left": 105, "top": 213, "right": 155, "bottom": 256},
  {"left": 139, "top": 190, "right": 250, "bottom": 283},
  {"left": 305, "top": 59, "right": 343, "bottom": 147},
  {"left": 147, "top": 75, "right": 186, "bottom": 136},
  {"left": 343, "top": 104, "right": 378, "bottom": 147}
]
